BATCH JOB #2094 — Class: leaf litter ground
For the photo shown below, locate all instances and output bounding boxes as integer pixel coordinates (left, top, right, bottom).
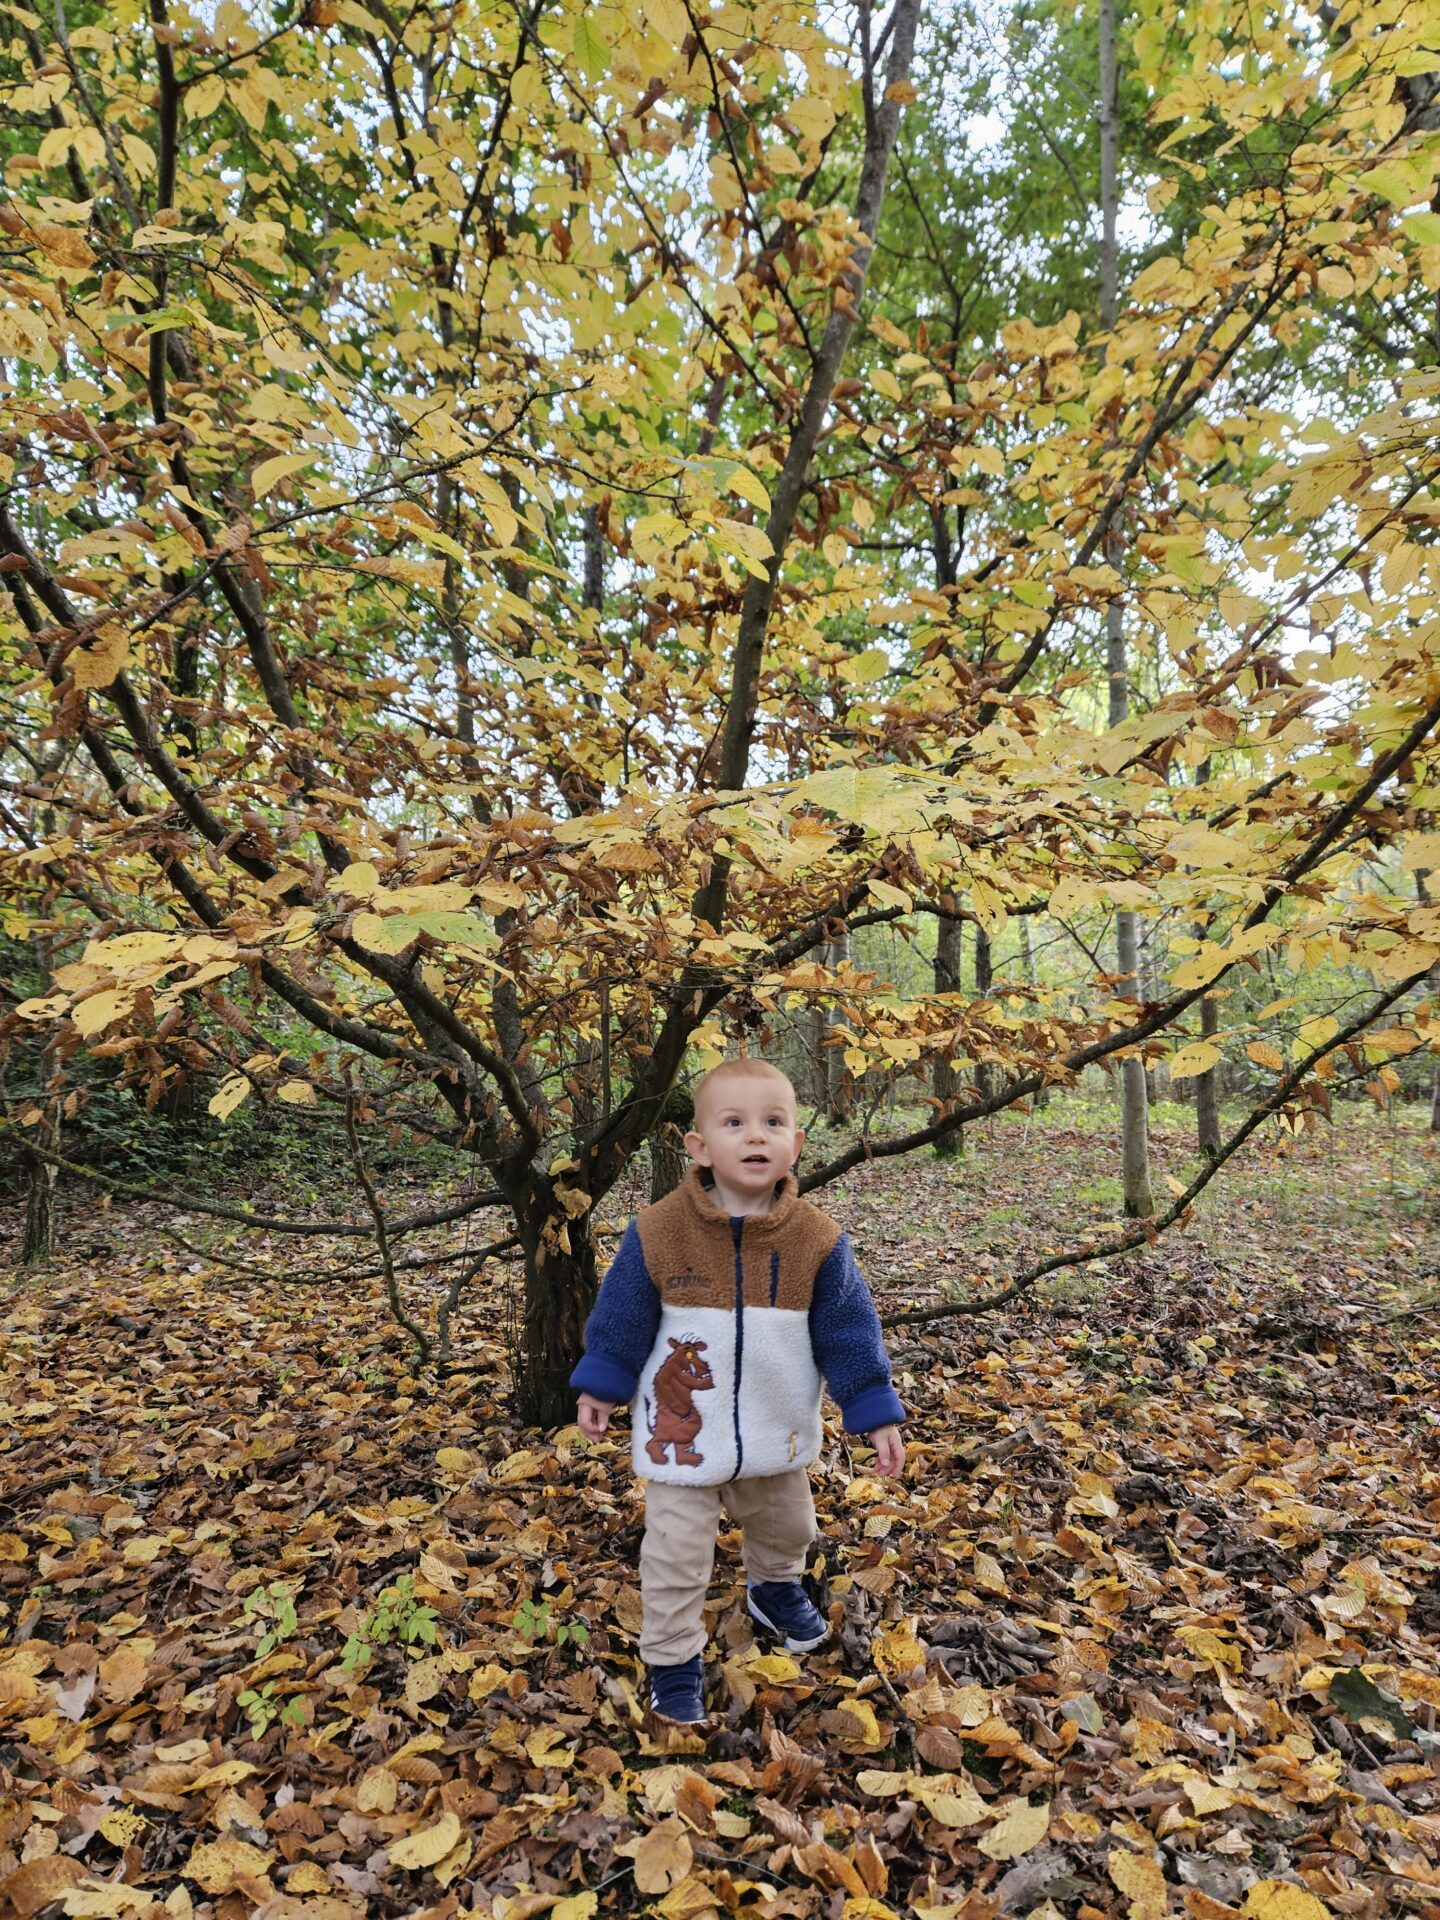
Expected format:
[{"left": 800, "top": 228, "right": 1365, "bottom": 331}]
[{"left": 2, "top": 1099, "right": 1439, "bottom": 1920}]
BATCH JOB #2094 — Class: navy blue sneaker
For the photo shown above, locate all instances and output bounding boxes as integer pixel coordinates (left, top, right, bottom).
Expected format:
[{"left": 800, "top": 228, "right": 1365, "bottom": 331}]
[
  {"left": 747, "top": 1580, "right": 829, "bottom": 1652},
  {"left": 649, "top": 1655, "right": 706, "bottom": 1724}
]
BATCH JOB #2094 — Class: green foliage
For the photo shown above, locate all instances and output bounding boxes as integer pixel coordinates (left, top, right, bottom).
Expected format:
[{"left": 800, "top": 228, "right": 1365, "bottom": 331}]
[
  {"left": 512, "top": 1596, "right": 591, "bottom": 1653},
  {"left": 235, "top": 1681, "right": 305, "bottom": 1741},
  {"left": 340, "top": 1575, "right": 439, "bottom": 1673},
  {"left": 243, "top": 1581, "right": 300, "bottom": 1660}
]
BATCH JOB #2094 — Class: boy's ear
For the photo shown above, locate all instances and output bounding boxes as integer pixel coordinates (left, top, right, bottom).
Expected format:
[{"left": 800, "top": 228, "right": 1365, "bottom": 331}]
[
  {"left": 791, "top": 1126, "right": 806, "bottom": 1163},
  {"left": 683, "top": 1128, "right": 711, "bottom": 1164}
]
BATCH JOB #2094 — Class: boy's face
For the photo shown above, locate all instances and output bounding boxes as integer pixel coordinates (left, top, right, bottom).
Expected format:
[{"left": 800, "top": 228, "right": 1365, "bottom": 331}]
[{"left": 685, "top": 1074, "right": 805, "bottom": 1199}]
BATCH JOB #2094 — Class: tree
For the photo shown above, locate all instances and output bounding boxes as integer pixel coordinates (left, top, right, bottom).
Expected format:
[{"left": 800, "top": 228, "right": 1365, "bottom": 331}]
[
  {"left": 1099, "top": 0, "right": 1153, "bottom": 1216},
  {"left": 3, "top": 0, "right": 1439, "bottom": 1417}
]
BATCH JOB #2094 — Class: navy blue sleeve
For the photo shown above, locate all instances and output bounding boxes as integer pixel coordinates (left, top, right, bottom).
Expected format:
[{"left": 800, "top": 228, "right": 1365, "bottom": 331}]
[
  {"left": 809, "top": 1232, "right": 905, "bottom": 1432},
  {"left": 569, "top": 1220, "right": 660, "bottom": 1405}
]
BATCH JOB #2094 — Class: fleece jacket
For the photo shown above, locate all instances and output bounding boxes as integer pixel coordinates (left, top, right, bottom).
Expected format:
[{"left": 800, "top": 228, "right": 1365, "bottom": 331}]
[{"left": 570, "top": 1166, "right": 905, "bottom": 1485}]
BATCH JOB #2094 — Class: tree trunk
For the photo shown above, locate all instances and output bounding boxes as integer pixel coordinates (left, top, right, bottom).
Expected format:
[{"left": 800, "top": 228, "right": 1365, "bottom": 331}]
[
  {"left": 512, "top": 1187, "right": 598, "bottom": 1427},
  {"left": 21, "top": 1146, "right": 56, "bottom": 1266},
  {"left": 1019, "top": 915, "right": 1049, "bottom": 1110},
  {"left": 933, "top": 911, "right": 964, "bottom": 1157},
  {"left": 649, "top": 1085, "right": 694, "bottom": 1202},
  {"left": 973, "top": 923, "right": 995, "bottom": 1107},
  {"left": 825, "top": 934, "right": 854, "bottom": 1126},
  {"left": 1196, "top": 991, "right": 1222, "bottom": 1158},
  {"left": 1100, "top": 0, "right": 1153, "bottom": 1219}
]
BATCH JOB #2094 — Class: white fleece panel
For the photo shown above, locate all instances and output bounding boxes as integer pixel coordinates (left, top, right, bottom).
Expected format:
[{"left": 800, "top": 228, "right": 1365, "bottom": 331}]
[
  {"left": 736, "top": 1308, "right": 823, "bottom": 1478},
  {"left": 632, "top": 1305, "right": 737, "bottom": 1485}
]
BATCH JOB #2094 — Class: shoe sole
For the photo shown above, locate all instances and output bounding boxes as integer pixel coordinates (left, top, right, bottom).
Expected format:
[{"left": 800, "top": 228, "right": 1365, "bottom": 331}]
[
  {"left": 649, "top": 1702, "right": 708, "bottom": 1726},
  {"left": 747, "top": 1600, "right": 829, "bottom": 1653}
]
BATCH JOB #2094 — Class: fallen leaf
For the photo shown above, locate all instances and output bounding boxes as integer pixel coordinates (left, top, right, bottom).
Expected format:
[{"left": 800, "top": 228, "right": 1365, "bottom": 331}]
[
  {"left": 978, "top": 1798, "right": 1050, "bottom": 1861},
  {"left": 387, "top": 1809, "right": 462, "bottom": 1871}
]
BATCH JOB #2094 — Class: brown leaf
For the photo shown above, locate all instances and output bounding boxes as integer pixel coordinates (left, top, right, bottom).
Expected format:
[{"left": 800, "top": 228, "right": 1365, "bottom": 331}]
[{"left": 618, "top": 1817, "right": 693, "bottom": 1894}]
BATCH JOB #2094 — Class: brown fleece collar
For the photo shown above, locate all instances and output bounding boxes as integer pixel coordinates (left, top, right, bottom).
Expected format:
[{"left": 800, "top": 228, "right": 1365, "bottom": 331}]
[{"left": 679, "top": 1165, "right": 801, "bottom": 1236}]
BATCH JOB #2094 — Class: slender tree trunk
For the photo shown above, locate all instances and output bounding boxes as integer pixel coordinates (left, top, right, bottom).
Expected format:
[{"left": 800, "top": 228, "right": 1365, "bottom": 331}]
[
  {"left": 1196, "top": 991, "right": 1222, "bottom": 1157},
  {"left": 826, "top": 933, "right": 854, "bottom": 1125},
  {"left": 933, "top": 911, "right": 964, "bottom": 1158},
  {"left": 1100, "top": 0, "right": 1153, "bottom": 1218},
  {"left": 21, "top": 1146, "right": 56, "bottom": 1266},
  {"left": 1019, "top": 914, "right": 1049, "bottom": 1110},
  {"left": 973, "top": 923, "right": 995, "bottom": 1108},
  {"left": 512, "top": 1186, "right": 598, "bottom": 1427}
]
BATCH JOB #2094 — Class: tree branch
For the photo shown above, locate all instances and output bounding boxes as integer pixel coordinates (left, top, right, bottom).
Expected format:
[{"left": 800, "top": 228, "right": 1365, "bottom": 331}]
[{"left": 881, "top": 966, "right": 1428, "bottom": 1327}]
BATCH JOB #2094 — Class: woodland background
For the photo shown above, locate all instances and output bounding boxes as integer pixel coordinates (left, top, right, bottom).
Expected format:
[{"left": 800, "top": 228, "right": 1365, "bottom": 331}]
[{"left": 3, "top": 0, "right": 1440, "bottom": 1914}]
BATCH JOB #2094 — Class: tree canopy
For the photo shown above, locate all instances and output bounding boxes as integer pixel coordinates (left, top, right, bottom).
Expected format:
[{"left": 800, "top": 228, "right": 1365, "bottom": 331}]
[{"left": 3, "top": 0, "right": 1440, "bottom": 1418}]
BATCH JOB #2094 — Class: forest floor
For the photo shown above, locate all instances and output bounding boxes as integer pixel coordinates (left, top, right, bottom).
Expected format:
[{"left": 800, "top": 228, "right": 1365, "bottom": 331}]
[{"left": 2, "top": 1098, "right": 1439, "bottom": 1920}]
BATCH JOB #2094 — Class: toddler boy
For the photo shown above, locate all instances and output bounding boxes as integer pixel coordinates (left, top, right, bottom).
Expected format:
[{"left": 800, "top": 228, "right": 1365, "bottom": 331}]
[{"left": 571, "top": 1058, "right": 906, "bottom": 1724}]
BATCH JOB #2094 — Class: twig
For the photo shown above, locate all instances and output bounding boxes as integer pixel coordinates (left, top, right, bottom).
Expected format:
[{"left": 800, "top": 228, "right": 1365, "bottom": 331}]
[
  {"left": 345, "top": 1094, "right": 432, "bottom": 1370},
  {"left": 882, "top": 968, "right": 1428, "bottom": 1328},
  {"left": 0, "top": 1122, "right": 503, "bottom": 1237}
]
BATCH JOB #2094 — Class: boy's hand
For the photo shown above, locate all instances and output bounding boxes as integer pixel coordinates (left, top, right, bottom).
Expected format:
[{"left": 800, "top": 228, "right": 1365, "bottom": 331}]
[
  {"left": 868, "top": 1424, "right": 906, "bottom": 1478},
  {"left": 577, "top": 1393, "right": 616, "bottom": 1442}
]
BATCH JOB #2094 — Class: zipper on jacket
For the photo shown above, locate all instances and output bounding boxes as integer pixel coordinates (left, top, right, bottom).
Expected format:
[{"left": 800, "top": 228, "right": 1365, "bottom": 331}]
[{"left": 729, "top": 1216, "right": 744, "bottom": 1480}]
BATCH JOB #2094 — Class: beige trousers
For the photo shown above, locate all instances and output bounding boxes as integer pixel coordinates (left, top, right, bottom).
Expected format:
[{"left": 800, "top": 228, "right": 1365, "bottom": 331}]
[{"left": 639, "top": 1469, "right": 816, "bottom": 1664}]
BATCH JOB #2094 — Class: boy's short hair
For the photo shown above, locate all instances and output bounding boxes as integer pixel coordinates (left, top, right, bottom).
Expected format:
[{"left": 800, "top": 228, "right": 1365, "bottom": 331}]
[{"left": 691, "top": 1058, "right": 798, "bottom": 1124}]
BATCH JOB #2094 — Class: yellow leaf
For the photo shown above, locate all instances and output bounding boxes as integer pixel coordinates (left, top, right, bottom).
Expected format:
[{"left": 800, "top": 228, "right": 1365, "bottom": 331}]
[
  {"left": 1168, "top": 826, "right": 1246, "bottom": 867},
  {"left": 856, "top": 1769, "right": 910, "bottom": 1797},
  {"left": 355, "top": 554, "right": 446, "bottom": 590},
  {"left": 276, "top": 1080, "right": 316, "bottom": 1104},
  {"left": 726, "top": 465, "right": 771, "bottom": 514},
  {"left": 871, "top": 368, "right": 902, "bottom": 403},
  {"left": 185, "top": 73, "right": 226, "bottom": 118},
  {"left": 98, "top": 1809, "right": 148, "bottom": 1847},
  {"left": 843, "top": 646, "right": 892, "bottom": 685},
  {"left": 1068, "top": 1472, "right": 1119, "bottom": 1519},
  {"left": 1400, "top": 832, "right": 1440, "bottom": 872},
  {"left": 1169, "top": 1040, "right": 1222, "bottom": 1081},
  {"left": 491, "top": 1447, "right": 543, "bottom": 1482},
  {"left": 87, "top": 931, "right": 177, "bottom": 968},
  {"left": 1108, "top": 1846, "right": 1168, "bottom": 1920},
  {"left": 638, "top": 0, "right": 687, "bottom": 38},
  {"left": 70, "top": 623, "right": 131, "bottom": 691},
  {"left": 356, "top": 1765, "right": 397, "bottom": 1814},
  {"left": 1241, "top": 1882, "right": 1332, "bottom": 1919},
  {"left": 971, "top": 1549, "right": 1007, "bottom": 1594},
  {"left": 748, "top": 1652, "right": 800, "bottom": 1684},
  {"left": 978, "top": 1797, "right": 1050, "bottom": 1861},
  {"left": 468, "top": 1662, "right": 510, "bottom": 1702},
  {"left": 388, "top": 1809, "right": 462, "bottom": 1871},
  {"left": 873, "top": 1620, "right": 926, "bottom": 1680},
  {"left": 553, "top": 1897, "right": 599, "bottom": 1920},
  {"left": 866, "top": 878, "right": 911, "bottom": 910},
  {"left": 72, "top": 989, "right": 132, "bottom": 1038},
  {"left": 339, "top": 860, "right": 380, "bottom": 896},
  {"left": 1177, "top": 1624, "right": 1241, "bottom": 1672},
  {"left": 1246, "top": 1041, "right": 1286, "bottom": 1072},
  {"left": 917, "top": 1786, "right": 987, "bottom": 1828},
  {"left": 436, "top": 1446, "right": 477, "bottom": 1476},
  {"left": 525, "top": 1725, "right": 575, "bottom": 1769},
  {"left": 184, "top": 1836, "right": 274, "bottom": 1895},
  {"left": 833, "top": 1698, "right": 886, "bottom": 1750},
  {"left": 250, "top": 451, "right": 313, "bottom": 500},
  {"left": 208, "top": 1073, "right": 252, "bottom": 1121}
]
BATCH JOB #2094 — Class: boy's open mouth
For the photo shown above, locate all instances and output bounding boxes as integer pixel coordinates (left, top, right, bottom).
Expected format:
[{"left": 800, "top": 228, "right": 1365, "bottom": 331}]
[{"left": 742, "top": 1154, "right": 770, "bottom": 1167}]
